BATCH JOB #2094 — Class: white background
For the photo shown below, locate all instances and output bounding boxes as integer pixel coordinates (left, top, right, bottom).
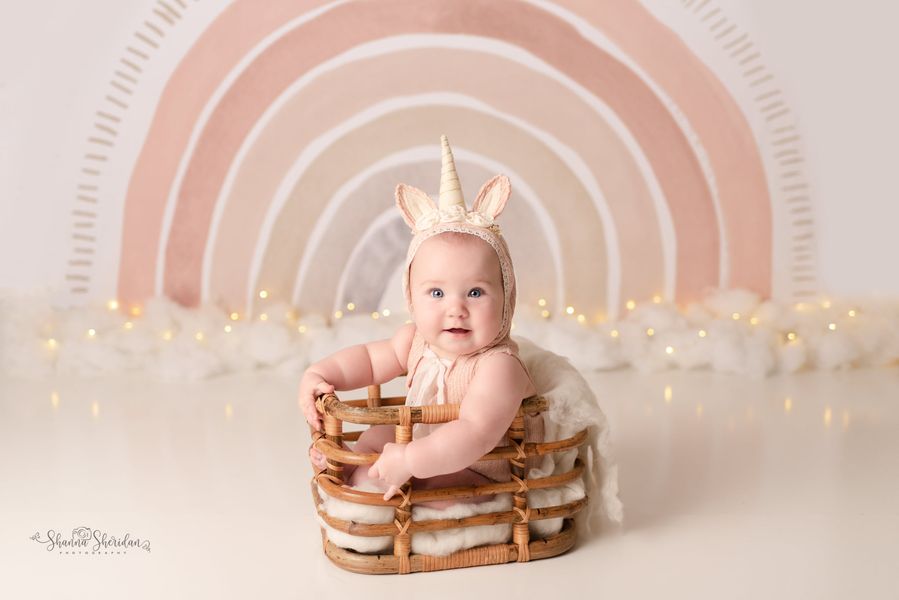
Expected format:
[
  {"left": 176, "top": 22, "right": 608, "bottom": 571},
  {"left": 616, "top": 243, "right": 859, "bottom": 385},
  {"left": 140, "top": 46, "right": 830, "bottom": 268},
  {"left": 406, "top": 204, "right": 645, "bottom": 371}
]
[{"left": 1, "top": 0, "right": 897, "bottom": 301}]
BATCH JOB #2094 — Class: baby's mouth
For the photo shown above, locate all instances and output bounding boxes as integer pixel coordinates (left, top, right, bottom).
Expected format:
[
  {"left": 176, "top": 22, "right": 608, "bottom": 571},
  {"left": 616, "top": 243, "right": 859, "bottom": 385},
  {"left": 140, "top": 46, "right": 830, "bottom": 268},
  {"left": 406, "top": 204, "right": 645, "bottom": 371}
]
[{"left": 444, "top": 328, "right": 470, "bottom": 335}]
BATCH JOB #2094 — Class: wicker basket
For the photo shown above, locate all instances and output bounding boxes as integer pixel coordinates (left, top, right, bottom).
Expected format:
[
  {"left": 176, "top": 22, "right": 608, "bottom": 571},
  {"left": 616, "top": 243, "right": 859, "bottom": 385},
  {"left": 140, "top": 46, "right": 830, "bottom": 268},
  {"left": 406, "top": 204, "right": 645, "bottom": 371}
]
[{"left": 309, "top": 383, "right": 590, "bottom": 575}]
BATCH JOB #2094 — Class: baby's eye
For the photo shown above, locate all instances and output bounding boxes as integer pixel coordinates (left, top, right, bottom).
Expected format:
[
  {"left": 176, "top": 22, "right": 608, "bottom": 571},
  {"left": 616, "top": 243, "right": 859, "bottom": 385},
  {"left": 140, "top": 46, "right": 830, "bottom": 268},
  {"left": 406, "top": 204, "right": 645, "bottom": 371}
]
[
  {"left": 468, "top": 288, "right": 483, "bottom": 298},
  {"left": 429, "top": 288, "right": 444, "bottom": 298}
]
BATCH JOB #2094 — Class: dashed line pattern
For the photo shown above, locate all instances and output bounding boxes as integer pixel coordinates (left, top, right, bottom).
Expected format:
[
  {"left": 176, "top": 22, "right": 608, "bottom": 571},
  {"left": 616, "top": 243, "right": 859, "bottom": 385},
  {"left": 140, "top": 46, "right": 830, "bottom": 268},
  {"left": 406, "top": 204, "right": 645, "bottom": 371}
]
[
  {"left": 681, "top": 0, "right": 817, "bottom": 298},
  {"left": 67, "top": 1, "right": 199, "bottom": 296}
]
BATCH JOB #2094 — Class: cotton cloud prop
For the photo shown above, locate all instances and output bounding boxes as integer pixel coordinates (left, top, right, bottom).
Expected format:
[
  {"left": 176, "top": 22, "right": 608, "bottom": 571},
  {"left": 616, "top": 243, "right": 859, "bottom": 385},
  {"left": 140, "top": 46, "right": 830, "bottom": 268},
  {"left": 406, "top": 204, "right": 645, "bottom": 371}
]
[{"left": 1, "top": 289, "right": 896, "bottom": 381}]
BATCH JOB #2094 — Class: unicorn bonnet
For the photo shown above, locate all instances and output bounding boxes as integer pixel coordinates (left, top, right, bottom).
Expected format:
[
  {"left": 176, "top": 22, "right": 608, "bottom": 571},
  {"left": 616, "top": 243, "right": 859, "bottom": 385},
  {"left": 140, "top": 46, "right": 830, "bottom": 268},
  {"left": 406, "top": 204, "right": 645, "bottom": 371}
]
[{"left": 395, "top": 135, "right": 518, "bottom": 351}]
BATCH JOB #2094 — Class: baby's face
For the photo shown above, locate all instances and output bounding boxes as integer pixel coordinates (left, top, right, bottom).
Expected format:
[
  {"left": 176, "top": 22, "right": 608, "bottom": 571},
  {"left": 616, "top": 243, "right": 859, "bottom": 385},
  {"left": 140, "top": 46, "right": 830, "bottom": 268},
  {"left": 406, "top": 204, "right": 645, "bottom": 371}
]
[{"left": 409, "top": 234, "right": 504, "bottom": 360}]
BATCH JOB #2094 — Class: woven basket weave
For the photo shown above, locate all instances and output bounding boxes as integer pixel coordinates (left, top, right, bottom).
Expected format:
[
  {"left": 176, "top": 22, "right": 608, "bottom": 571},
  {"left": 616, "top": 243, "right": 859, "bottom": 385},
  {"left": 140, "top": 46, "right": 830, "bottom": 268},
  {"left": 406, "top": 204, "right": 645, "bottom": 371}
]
[{"left": 310, "top": 383, "right": 589, "bottom": 574}]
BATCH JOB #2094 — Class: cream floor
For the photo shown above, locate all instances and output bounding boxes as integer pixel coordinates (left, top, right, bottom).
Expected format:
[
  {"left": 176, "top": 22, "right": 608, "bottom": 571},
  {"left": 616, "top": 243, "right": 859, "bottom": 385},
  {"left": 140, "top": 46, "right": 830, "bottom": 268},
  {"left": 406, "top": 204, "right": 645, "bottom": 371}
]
[{"left": 1, "top": 367, "right": 897, "bottom": 599}]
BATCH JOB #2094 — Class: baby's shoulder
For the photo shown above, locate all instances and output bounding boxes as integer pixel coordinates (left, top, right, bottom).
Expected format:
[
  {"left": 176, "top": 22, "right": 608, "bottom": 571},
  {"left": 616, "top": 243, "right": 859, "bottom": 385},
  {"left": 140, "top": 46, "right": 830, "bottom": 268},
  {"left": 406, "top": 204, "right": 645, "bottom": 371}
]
[
  {"left": 470, "top": 350, "right": 532, "bottom": 395},
  {"left": 390, "top": 322, "right": 417, "bottom": 366},
  {"left": 474, "top": 350, "right": 529, "bottom": 382}
]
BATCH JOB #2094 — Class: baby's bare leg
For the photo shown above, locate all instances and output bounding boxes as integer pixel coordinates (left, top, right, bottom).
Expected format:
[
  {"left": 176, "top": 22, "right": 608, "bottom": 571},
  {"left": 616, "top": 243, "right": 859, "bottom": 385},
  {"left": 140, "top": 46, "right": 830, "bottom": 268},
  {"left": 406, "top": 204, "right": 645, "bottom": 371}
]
[
  {"left": 413, "top": 469, "right": 496, "bottom": 510},
  {"left": 311, "top": 424, "right": 393, "bottom": 480},
  {"left": 345, "top": 425, "right": 396, "bottom": 488},
  {"left": 339, "top": 430, "right": 497, "bottom": 510}
]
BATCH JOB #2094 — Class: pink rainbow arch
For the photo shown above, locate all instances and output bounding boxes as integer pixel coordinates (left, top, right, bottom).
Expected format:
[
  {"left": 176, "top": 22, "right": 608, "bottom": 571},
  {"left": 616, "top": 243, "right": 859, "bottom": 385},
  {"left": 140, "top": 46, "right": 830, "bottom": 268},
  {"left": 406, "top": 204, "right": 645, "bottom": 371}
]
[{"left": 117, "top": 0, "right": 770, "bottom": 317}]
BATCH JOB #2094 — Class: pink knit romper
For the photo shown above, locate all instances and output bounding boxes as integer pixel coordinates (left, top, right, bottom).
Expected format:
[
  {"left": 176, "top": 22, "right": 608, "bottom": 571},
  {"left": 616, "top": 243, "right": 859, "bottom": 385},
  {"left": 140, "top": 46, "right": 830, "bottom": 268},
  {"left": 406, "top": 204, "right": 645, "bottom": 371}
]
[{"left": 405, "top": 328, "right": 545, "bottom": 483}]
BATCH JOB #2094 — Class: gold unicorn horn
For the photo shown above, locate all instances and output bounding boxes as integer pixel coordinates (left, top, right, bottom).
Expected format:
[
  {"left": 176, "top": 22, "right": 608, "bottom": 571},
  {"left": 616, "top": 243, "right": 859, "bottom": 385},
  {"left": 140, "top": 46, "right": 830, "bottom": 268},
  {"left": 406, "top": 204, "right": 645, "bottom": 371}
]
[{"left": 439, "top": 135, "right": 465, "bottom": 210}]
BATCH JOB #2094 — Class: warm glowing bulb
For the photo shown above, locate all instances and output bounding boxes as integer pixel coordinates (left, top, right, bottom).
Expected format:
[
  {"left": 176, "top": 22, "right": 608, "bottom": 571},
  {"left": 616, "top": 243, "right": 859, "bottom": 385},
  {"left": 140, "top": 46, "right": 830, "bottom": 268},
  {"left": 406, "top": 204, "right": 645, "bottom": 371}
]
[
  {"left": 107, "top": 299, "right": 119, "bottom": 311},
  {"left": 230, "top": 312, "right": 240, "bottom": 321},
  {"left": 786, "top": 332, "right": 797, "bottom": 342},
  {"left": 298, "top": 325, "right": 307, "bottom": 334},
  {"left": 732, "top": 312, "right": 741, "bottom": 320},
  {"left": 652, "top": 294, "right": 662, "bottom": 304},
  {"left": 664, "top": 385, "right": 672, "bottom": 403},
  {"left": 665, "top": 346, "right": 674, "bottom": 355},
  {"left": 827, "top": 323, "right": 837, "bottom": 331},
  {"left": 847, "top": 309, "right": 857, "bottom": 318},
  {"left": 347, "top": 302, "right": 356, "bottom": 311},
  {"left": 224, "top": 325, "right": 232, "bottom": 333},
  {"left": 541, "top": 309, "right": 550, "bottom": 318},
  {"left": 405, "top": 319, "right": 412, "bottom": 324},
  {"left": 822, "top": 299, "right": 832, "bottom": 309},
  {"left": 194, "top": 332, "right": 204, "bottom": 341},
  {"left": 123, "top": 321, "right": 133, "bottom": 330},
  {"left": 163, "top": 330, "right": 173, "bottom": 341},
  {"left": 823, "top": 407, "right": 832, "bottom": 427},
  {"left": 258, "top": 313, "right": 268, "bottom": 321},
  {"left": 371, "top": 312, "right": 380, "bottom": 319},
  {"left": 129, "top": 305, "right": 143, "bottom": 317},
  {"left": 91, "top": 401, "right": 100, "bottom": 418},
  {"left": 698, "top": 329, "right": 707, "bottom": 338},
  {"left": 225, "top": 404, "right": 234, "bottom": 419},
  {"left": 646, "top": 328, "right": 655, "bottom": 337},
  {"left": 610, "top": 329, "right": 619, "bottom": 338},
  {"left": 334, "top": 310, "right": 343, "bottom": 319},
  {"left": 258, "top": 290, "right": 269, "bottom": 299},
  {"left": 87, "top": 329, "right": 97, "bottom": 338},
  {"left": 577, "top": 314, "right": 586, "bottom": 323},
  {"left": 51, "top": 391, "right": 60, "bottom": 408},
  {"left": 784, "top": 397, "right": 793, "bottom": 413},
  {"left": 566, "top": 306, "right": 575, "bottom": 315},
  {"left": 749, "top": 316, "right": 760, "bottom": 325},
  {"left": 382, "top": 309, "right": 391, "bottom": 317},
  {"left": 538, "top": 298, "right": 547, "bottom": 307},
  {"left": 47, "top": 338, "right": 58, "bottom": 349},
  {"left": 626, "top": 299, "right": 636, "bottom": 311}
]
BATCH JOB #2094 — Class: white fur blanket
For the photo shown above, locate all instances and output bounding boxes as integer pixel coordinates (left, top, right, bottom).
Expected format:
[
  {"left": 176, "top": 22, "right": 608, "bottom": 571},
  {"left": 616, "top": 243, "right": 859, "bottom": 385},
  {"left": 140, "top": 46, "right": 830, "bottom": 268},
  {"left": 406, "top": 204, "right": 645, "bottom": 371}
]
[{"left": 316, "top": 337, "right": 623, "bottom": 556}]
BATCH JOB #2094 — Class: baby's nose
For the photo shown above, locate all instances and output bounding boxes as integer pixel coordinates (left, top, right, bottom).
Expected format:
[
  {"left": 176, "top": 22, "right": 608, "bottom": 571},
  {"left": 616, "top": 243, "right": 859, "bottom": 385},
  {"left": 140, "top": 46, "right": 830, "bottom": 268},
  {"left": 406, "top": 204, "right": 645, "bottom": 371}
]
[{"left": 447, "top": 298, "right": 468, "bottom": 317}]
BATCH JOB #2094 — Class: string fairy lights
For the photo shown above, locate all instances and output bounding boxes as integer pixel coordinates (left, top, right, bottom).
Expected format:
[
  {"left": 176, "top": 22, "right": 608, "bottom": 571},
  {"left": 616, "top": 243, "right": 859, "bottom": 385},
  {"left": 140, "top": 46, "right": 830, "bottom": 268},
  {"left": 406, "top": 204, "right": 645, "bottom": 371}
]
[
  {"left": 56, "top": 292, "right": 872, "bottom": 344},
  {"left": 38, "top": 290, "right": 889, "bottom": 382}
]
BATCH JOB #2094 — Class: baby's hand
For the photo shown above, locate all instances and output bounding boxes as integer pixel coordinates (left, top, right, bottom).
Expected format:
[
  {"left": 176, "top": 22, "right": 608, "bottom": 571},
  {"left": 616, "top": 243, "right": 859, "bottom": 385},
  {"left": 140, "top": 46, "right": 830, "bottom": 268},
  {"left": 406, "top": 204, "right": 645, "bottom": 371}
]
[
  {"left": 299, "top": 370, "right": 335, "bottom": 432},
  {"left": 309, "top": 441, "right": 327, "bottom": 471},
  {"left": 368, "top": 443, "right": 413, "bottom": 501}
]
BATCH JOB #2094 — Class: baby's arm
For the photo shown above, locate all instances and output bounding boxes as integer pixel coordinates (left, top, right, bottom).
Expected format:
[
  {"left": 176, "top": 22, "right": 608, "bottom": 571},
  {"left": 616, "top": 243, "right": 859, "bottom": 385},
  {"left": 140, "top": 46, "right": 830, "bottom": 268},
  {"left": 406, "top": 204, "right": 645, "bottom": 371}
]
[
  {"left": 300, "top": 323, "right": 414, "bottom": 431},
  {"left": 368, "top": 352, "right": 529, "bottom": 497}
]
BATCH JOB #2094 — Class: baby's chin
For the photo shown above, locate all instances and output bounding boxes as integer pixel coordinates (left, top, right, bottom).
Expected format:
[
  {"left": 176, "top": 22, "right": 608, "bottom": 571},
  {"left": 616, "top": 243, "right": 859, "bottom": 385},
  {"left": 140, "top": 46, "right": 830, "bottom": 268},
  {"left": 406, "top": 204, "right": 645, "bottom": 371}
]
[{"left": 423, "top": 330, "right": 501, "bottom": 358}]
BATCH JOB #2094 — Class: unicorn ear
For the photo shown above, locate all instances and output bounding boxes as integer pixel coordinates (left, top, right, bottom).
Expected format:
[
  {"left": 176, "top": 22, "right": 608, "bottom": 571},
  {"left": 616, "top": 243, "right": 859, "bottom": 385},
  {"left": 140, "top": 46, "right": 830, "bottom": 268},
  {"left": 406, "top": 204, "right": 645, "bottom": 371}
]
[
  {"left": 395, "top": 183, "right": 436, "bottom": 230},
  {"left": 472, "top": 175, "right": 511, "bottom": 220}
]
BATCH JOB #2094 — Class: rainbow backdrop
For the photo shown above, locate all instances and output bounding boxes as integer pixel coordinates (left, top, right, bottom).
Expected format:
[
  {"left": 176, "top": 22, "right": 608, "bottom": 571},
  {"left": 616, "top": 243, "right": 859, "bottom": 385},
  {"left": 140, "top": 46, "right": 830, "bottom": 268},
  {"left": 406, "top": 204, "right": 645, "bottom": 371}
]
[{"left": 114, "top": 0, "right": 778, "bottom": 320}]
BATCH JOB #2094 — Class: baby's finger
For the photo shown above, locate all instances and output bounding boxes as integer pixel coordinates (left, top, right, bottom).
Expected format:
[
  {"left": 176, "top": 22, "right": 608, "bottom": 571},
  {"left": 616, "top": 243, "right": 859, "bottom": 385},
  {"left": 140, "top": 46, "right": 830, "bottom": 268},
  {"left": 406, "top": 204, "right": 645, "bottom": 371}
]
[
  {"left": 315, "top": 382, "right": 335, "bottom": 396},
  {"left": 309, "top": 415, "right": 321, "bottom": 432},
  {"left": 383, "top": 486, "right": 398, "bottom": 501},
  {"left": 304, "top": 406, "right": 322, "bottom": 431}
]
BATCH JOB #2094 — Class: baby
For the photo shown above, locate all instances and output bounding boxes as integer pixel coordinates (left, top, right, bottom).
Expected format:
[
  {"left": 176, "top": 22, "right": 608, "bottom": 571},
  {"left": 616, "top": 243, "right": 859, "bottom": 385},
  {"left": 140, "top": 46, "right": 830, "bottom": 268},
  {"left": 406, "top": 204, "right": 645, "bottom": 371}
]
[{"left": 299, "top": 136, "right": 538, "bottom": 507}]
